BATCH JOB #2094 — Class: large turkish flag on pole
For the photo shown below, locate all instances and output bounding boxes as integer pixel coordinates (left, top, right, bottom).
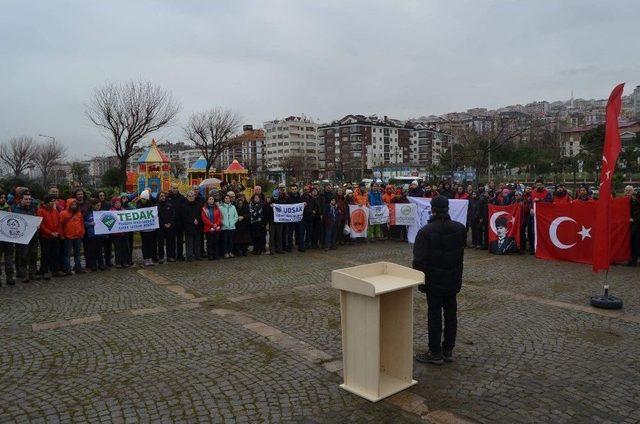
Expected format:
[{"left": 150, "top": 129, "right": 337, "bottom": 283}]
[
  {"left": 593, "top": 83, "right": 625, "bottom": 272},
  {"left": 535, "top": 198, "right": 630, "bottom": 265}
]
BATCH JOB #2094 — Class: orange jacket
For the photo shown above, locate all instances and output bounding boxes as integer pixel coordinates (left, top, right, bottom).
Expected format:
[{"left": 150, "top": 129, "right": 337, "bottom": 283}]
[
  {"left": 382, "top": 192, "right": 395, "bottom": 204},
  {"left": 59, "top": 199, "right": 85, "bottom": 239},
  {"left": 354, "top": 188, "right": 368, "bottom": 206},
  {"left": 37, "top": 206, "right": 61, "bottom": 239}
]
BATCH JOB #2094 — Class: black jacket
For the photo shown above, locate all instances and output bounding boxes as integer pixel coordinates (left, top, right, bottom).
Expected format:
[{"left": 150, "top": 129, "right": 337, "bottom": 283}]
[
  {"left": 180, "top": 200, "right": 202, "bottom": 233},
  {"left": 412, "top": 214, "right": 466, "bottom": 296},
  {"left": 168, "top": 192, "right": 186, "bottom": 228},
  {"left": 158, "top": 200, "right": 175, "bottom": 227}
]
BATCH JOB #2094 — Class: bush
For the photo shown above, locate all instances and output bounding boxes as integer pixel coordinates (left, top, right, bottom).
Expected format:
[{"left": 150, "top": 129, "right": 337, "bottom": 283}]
[{"left": 0, "top": 175, "right": 45, "bottom": 198}]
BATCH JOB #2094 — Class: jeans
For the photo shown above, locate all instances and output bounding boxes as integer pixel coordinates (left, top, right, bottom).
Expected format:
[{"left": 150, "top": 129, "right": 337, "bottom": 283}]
[
  {"left": 17, "top": 237, "right": 38, "bottom": 278},
  {"left": 426, "top": 293, "right": 458, "bottom": 354},
  {"left": 222, "top": 230, "right": 235, "bottom": 254},
  {"left": 287, "top": 222, "right": 305, "bottom": 250},
  {"left": 112, "top": 236, "right": 130, "bottom": 267},
  {"left": 304, "top": 219, "right": 313, "bottom": 248},
  {"left": 84, "top": 237, "right": 105, "bottom": 269},
  {"left": 40, "top": 236, "right": 60, "bottom": 274},
  {"left": 140, "top": 231, "right": 156, "bottom": 260},
  {"left": 0, "top": 241, "right": 14, "bottom": 282},
  {"left": 205, "top": 231, "right": 220, "bottom": 259},
  {"left": 324, "top": 225, "right": 336, "bottom": 249},
  {"left": 157, "top": 227, "right": 176, "bottom": 260},
  {"left": 63, "top": 238, "right": 83, "bottom": 272}
]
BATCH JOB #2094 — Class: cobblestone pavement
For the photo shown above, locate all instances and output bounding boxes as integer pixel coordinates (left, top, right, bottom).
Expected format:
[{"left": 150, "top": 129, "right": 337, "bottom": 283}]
[{"left": 1, "top": 241, "right": 639, "bottom": 423}]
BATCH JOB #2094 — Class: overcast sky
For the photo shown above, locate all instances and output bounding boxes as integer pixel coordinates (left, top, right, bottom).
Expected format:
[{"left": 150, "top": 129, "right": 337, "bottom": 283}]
[{"left": 1, "top": 0, "right": 638, "bottom": 158}]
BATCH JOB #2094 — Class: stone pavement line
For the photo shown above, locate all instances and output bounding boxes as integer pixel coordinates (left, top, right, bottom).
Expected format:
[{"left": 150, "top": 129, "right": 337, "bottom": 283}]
[
  {"left": 31, "top": 315, "right": 102, "bottom": 332},
  {"left": 137, "top": 268, "right": 198, "bottom": 300},
  {"left": 211, "top": 307, "right": 475, "bottom": 423},
  {"left": 465, "top": 284, "right": 640, "bottom": 324}
]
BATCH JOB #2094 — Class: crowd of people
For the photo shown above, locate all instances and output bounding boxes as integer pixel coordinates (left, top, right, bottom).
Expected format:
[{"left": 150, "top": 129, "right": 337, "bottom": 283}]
[{"left": 0, "top": 177, "right": 637, "bottom": 287}]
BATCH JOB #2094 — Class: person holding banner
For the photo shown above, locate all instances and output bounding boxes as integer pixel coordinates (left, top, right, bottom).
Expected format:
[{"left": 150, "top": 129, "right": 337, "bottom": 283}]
[
  {"left": 413, "top": 195, "right": 466, "bottom": 365},
  {"left": 286, "top": 184, "right": 306, "bottom": 252},
  {"left": 367, "top": 182, "right": 384, "bottom": 241},
  {"left": 137, "top": 190, "right": 157, "bottom": 267},
  {"left": 0, "top": 192, "right": 15, "bottom": 285},
  {"left": 110, "top": 197, "right": 130, "bottom": 268},
  {"left": 13, "top": 192, "right": 41, "bottom": 282}
]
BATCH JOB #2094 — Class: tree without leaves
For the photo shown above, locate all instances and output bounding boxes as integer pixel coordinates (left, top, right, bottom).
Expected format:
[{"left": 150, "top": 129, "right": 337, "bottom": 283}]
[
  {"left": 0, "top": 136, "right": 38, "bottom": 176},
  {"left": 170, "top": 161, "right": 186, "bottom": 179},
  {"left": 279, "top": 153, "right": 307, "bottom": 181},
  {"left": 34, "top": 139, "right": 67, "bottom": 188},
  {"left": 85, "top": 80, "right": 180, "bottom": 191},
  {"left": 184, "top": 108, "right": 241, "bottom": 178},
  {"left": 70, "top": 162, "right": 90, "bottom": 187}
]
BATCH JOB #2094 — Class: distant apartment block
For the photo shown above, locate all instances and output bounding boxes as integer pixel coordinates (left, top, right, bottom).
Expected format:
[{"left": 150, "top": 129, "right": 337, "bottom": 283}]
[{"left": 263, "top": 116, "right": 320, "bottom": 172}]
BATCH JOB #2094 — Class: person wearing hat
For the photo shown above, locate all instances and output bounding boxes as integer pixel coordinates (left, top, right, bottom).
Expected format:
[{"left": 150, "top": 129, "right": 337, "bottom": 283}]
[
  {"left": 413, "top": 195, "right": 466, "bottom": 365},
  {"left": 408, "top": 180, "right": 423, "bottom": 198},
  {"left": 552, "top": 184, "right": 572, "bottom": 204}
]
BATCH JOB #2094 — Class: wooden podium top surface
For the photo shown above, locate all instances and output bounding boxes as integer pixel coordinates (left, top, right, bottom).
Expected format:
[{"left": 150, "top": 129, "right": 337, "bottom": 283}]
[{"left": 331, "top": 262, "right": 424, "bottom": 297}]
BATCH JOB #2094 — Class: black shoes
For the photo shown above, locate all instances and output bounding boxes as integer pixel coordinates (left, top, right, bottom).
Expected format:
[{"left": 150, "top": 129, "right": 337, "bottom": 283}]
[
  {"left": 443, "top": 349, "right": 453, "bottom": 363},
  {"left": 415, "top": 352, "right": 444, "bottom": 365}
]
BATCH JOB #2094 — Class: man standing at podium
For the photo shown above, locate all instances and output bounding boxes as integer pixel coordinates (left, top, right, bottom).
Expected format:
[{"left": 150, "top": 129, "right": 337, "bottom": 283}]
[{"left": 412, "top": 195, "right": 466, "bottom": 365}]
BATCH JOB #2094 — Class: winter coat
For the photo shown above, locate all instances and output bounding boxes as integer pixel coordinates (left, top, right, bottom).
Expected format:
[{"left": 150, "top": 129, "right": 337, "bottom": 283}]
[
  {"left": 201, "top": 205, "right": 222, "bottom": 233},
  {"left": 181, "top": 200, "right": 202, "bottom": 234},
  {"left": 84, "top": 209, "right": 103, "bottom": 238},
  {"left": 467, "top": 197, "right": 481, "bottom": 224},
  {"left": 323, "top": 204, "right": 340, "bottom": 228},
  {"left": 220, "top": 202, "right": 238, "bottom": 230},
  {"left": 354, "top": 189, "right": 368, "bottom": 206},
  {"left": 37, "top": 206, "right": 61, "bottom": 239},
  {"left": 234, "top": 203, "right": 251, "bottom": 244},
  {"left": 168, "top": 192, "right": 186, "bottom": 228},
  {"left": 60, "top": 200, "right": 85, "bottom": 240},
  {"left": 440, "top": 188, "right": 455, "bottom": 199},
  {"left": 303, "top": 194, "right": 321, "bottom": 220},
  {"left": 249, "top": 202, "right": 265, "bottom": 225},
  {"left": 455, "top": 192, "right": 469, "bottom": 200},
  {"left": 630, "top": 196, "right": 640, "bottom": 234},
  {"left": 368, "top": 191, "right": 383, "bottom": 206},
  {"left": 408, "top": 187, "right": 424, "bottom": 198},
  {"left": 158, "top": 200, "right": 176, "bottom": 228},
  {"left": 413, "top": 214, "right": 466, "bottom": 296},
  {"left": 552, "top": 192, "right": 572, "bottom": 204}
]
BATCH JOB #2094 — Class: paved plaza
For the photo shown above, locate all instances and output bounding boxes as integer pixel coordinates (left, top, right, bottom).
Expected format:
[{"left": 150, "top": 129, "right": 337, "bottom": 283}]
[{"left": 1, "top": 242, "right": 639, "bottom": 423}]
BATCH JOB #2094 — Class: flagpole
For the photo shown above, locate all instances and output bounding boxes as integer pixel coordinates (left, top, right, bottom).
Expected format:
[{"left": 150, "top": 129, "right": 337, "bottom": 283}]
[{"left": 590, "top": 270, "right": 622, "bottom": 309}]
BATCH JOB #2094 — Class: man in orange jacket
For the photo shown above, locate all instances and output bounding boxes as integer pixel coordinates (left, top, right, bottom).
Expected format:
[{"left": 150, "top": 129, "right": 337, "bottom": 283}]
[
  {"left": 38, "top": 195, "right": 63, "bottom": 279},
  {"left": 60, "top": 198, "right": 86, "bottom": 275}
]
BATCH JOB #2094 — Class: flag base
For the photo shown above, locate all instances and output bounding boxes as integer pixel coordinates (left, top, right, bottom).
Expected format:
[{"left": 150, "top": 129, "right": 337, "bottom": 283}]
[{"left": 590, "top": 294, "right": 623, "bottom": 310}]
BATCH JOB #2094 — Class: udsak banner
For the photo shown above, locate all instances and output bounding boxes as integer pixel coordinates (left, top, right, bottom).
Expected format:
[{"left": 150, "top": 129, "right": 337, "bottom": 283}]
[
  {"left": 0, "top": 211, "right": 43, "bottom": 245},
  {"left": 273, "top": 203, "right": 304, "bottom": 223},
  {"left": 93, "top": 207, "right": 159, "bottom": 235}
]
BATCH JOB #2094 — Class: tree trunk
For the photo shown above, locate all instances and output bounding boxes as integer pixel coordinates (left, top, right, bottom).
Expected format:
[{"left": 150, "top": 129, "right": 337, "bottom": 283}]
[{"left": 119, "top": 158, "right": 128, "bottom": 193}]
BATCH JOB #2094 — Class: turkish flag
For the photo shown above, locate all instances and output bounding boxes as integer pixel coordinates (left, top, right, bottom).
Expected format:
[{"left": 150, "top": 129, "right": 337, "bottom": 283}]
[
  {"left": 535, "top": 198, "right": 630, "bottom": 265},
  {"left": 488, "top": 203, "right": 521, "bottom": 254},
  {"left": 593, "top": 83, "right": 624, "bottom": 272}
]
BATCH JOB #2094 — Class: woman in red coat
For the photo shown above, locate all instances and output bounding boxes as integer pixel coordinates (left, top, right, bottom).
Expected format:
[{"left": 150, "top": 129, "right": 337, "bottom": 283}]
[{"left": 201, "top": 195, "right": 222, "bottom": 260}]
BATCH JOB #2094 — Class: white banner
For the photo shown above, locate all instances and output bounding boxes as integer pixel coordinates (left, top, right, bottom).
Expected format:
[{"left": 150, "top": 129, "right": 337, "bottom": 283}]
[
  {"left": 368, "top": 205, "right": 389, "bottom": 225},
  {"left": 93, "top": 207, "right": 159, "bottom": 235},
  {"left": 389, "top": 203, "right": 418, "bottom": 226},
  {"left": 407, "top": 197, "right": 468, "bottom": 243},
  {"left": 273, "top": 203, "right": 304, "bottom": 223},
  {"left": 348, "top": 205, "right": 369, "bottom": 238},
  {"left": 0, "top": 211, "right": 42, "bottom": 245}
]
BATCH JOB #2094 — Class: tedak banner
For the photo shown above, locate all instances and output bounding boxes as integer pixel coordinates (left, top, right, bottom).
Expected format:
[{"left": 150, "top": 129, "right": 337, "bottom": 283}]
[
  {"left": 93, "top": 207, "right": 159, "bottom": 235},
  {"left": 388, "top": 203, "right": 418, "bottom": 226},
  {"left": 488, "top": 203, "right": 522, "bottom": 254},
  {"left": 535, "top": 197, "right": 630, "bottom": 265},
  {"left": 407, "top": 197, "right": 468, "bottom": 243},
  {"left": 349, "top": 205, "right": 369, "bottom": 238},
  {"left": 0, "top": 211, "right": 43, "bottom": 245},
  {"left": 368, "top": 205, "right": 389, "bottom": 225},
  {"left": 273, "top": 203, "right": 304, "bottom": 223}
]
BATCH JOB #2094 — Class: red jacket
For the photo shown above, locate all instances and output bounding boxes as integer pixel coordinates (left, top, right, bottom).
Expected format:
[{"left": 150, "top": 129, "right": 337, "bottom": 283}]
[
  {"left": 531, "top": 188, "right": 549, "bottom": 203},
  {"left": 455, "top": 192, "right": 469, "bottom": 200},
  {"left": 552, "top": 193, "right": 572, "bottom": 204},
  {"left": 37, "top": 206, "right": 61, "bottom": 239},
  {"left": 60, "top": 199, "right": 85, "bottom": 239},
  {"left": 201, "top": 205, "right": 222, "bottom": 233}
]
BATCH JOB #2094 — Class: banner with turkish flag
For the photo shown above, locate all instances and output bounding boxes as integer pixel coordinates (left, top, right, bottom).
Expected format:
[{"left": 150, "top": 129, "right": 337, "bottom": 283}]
[
  {"left": 535, "top": 198, "right": 630, "bottom": 265},
  {"left": 488, "top": 203, "right": 522, "bottom": 254},
  {"left": 593, "top": 83, "right": 625, "bottom": 272}
]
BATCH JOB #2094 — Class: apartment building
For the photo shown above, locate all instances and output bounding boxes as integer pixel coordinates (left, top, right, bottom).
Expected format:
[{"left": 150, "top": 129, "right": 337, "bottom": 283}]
[
  {"left": 409, "top": 124, "right": 455, "bottom": 167},
  {"left": 217, "top": 125, "right": 265, "bottom": 174},
  {"left": 263, "top": 116, "right": 320, "bottom": 173}
]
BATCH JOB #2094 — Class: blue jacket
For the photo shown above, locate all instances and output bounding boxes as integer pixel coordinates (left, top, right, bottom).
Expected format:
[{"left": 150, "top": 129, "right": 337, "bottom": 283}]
[
  {"left": 368, "top": 191, "right": 383, "bottom": 206},
  {"left": 84, "top": 210, "right": 103, "bottom": 238}
]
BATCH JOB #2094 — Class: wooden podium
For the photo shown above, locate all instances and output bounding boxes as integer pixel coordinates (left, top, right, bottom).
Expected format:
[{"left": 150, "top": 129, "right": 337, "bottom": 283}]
[{"left": 331, "top": 262, "right": 424, "bottom": 402}]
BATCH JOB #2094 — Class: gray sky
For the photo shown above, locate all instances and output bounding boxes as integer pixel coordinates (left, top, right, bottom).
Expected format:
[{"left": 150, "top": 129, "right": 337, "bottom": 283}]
[{"left": 1, "top": 0, "right": 638, "bottom": 158}]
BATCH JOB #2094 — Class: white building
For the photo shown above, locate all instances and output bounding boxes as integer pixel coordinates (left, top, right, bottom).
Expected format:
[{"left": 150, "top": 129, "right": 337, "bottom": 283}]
[
  {"left": 409, "top": 125, "right": 454, "bottom": 166},
  {"left": 263, "top": 116, "right": 319, "bottom": 171},
  {"left": 179, "top": 149, "right": 203, "bottom": 170}
]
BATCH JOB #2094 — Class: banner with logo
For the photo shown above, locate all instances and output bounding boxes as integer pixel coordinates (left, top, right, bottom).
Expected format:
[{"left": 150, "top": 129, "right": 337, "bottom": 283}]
[
  {"left": 349, "top": 205, "right": 369, "bottom": 238},
  {"left": 407, "top": 197, "right": 468, "bottom": 243},
  {"left": 388, "top": 203, "right": 417, "bottom": 226},
  {"left": 488, "top": 203, "right": 522, "bottom": 254},
  {"left": 273, "top": 203, "right": 304, "bottom": 223},
  {"left": 368, "top": 205, "right": 389, "bottom": 225},
  {"left": 94, "top": 207, "right": 159, "bottom": 235},
  {"left": 535, "top": 197, "right": 630, "bottom": 265},
  {"left": 0, "top": 211, "right": 43, "bottom": 245}
]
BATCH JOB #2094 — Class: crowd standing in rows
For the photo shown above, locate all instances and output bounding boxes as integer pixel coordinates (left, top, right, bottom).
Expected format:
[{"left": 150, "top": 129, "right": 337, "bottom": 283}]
[{"left": 0, "top": 177, "right": 638, "bottom": 287}]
